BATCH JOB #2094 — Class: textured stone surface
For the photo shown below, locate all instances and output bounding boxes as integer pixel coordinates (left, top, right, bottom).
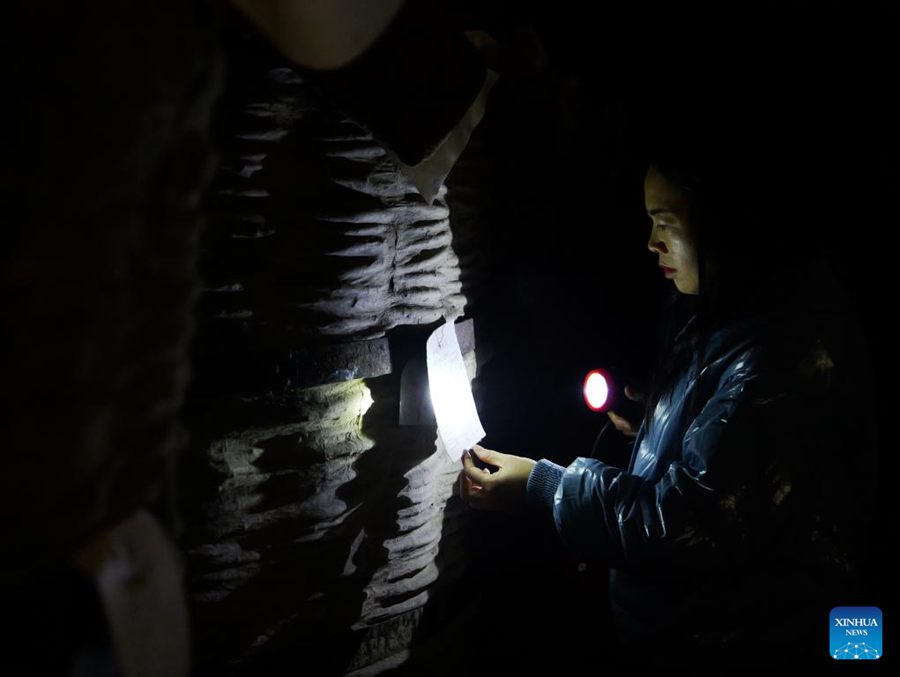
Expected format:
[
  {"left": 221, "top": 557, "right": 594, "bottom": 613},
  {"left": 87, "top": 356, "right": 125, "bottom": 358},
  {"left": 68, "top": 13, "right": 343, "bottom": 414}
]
[
  {"left": 197, "top": 65, "right": 465, "bottom": 350},
  {"left": 183, "top": 40, "right": 479, "bottom": 674}
]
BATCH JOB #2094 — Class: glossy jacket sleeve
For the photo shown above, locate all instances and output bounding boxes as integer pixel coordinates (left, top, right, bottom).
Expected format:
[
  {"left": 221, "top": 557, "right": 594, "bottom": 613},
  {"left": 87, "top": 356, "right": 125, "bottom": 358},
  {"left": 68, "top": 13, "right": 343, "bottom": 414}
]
[{"left": 529, "top": 350, "right": 802, "bottom": 575}]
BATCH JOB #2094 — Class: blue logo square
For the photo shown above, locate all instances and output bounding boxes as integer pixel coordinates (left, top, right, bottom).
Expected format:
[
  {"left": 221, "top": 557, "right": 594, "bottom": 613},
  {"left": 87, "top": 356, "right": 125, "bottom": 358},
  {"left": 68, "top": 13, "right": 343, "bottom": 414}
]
[{"left": 830, "top": 606, "right": 882, "bottom": 660}]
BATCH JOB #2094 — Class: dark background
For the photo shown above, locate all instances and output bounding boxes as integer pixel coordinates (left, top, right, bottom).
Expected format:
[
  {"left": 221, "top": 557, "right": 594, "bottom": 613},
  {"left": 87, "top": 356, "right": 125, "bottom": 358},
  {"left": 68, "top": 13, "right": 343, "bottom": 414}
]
[{"left": 448, "top": 0, "right": 897, "bottom": 672}]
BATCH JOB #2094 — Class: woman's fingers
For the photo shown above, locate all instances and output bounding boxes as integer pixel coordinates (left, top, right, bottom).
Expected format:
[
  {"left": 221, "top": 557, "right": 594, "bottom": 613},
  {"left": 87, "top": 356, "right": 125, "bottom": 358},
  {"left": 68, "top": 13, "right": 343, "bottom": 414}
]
[
  {"left": 608, "top": 410, "right": 638, "bottom": 437},
  {"left": 460, "top": 447, "right": 535, "bottom": 514},
  {"left": 461, "top": 451, "right": 492, "bottom": 490},
  {"left": 459, "top": 468, "right": 475, "bottom": 497},
  {"left": 461, "top": 450, "right": 488, "bottom": 484},
  {"left": 471, "top": 444, "right": 500, "bottom": 467},
  {"left": 460, "top": 448, "right": 499, "bottom": 510},
  {"left": 459, "top": 468, "right": 486, "bottom": 509},
  {"left": 607, "top": 410, "right": 630, "bottom": 430},
  {"left": 624, "top": 385, "right": 646, "bottom": 401}
]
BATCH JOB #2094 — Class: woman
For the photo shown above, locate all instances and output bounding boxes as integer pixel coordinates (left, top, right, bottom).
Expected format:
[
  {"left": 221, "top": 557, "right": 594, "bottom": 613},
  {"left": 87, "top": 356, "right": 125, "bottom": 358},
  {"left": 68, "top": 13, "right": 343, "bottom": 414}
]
[{"left": 459, "top": 123, "right": 879, "bottom": 667}]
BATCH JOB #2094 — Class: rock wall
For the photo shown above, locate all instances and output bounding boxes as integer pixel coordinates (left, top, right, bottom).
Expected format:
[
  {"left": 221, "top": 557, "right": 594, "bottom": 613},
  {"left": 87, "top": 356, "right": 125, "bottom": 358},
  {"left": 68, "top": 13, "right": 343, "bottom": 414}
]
[{"left": 182, "top": 44, "right": 481, "bottom": 675}]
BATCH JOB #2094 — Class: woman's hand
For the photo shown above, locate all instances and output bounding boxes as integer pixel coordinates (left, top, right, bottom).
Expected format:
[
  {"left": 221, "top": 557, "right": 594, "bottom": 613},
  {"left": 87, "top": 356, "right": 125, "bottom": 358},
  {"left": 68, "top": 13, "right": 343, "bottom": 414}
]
[
  {"left": 459, "top": 445, "right": 536, "bottom": 514},
  {"left": 606, "top": 385, "right": 645, "bottom": 438}
]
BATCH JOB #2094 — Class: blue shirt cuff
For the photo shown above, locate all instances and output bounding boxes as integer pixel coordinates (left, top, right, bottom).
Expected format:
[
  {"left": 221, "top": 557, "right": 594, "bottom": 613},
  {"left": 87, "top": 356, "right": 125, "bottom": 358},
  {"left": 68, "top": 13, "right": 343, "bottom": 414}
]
[{"left": 526, "top": 459, "right": 566, "bottom": 515}]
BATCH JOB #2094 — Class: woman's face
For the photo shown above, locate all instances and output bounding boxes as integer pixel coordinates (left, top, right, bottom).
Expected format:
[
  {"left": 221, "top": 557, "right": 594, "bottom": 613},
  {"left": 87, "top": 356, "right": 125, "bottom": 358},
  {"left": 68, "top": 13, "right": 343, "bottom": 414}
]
[{"left": 643, "top": 164, "right": 700, "bottom": 295}]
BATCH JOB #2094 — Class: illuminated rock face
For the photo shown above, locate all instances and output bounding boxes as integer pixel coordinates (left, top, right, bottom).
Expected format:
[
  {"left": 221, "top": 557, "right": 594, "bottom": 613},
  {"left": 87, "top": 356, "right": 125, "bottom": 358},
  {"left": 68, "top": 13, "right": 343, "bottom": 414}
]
[{"left": 182, "top": 49, "right": 479, "bottom": 674}]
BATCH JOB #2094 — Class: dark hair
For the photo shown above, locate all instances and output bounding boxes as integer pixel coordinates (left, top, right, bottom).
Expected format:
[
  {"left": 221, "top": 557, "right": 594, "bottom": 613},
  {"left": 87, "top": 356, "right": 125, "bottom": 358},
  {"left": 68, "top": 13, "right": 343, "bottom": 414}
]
[{"left": 636, "top": 99, "right": 827, "bottom": 435}]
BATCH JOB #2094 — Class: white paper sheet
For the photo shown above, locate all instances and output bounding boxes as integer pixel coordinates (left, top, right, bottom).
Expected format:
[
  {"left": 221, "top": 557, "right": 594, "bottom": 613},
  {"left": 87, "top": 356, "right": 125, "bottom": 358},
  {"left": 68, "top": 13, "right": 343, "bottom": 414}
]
[{"left": 426, "top": 319, "right": 485, "bottom": 461}]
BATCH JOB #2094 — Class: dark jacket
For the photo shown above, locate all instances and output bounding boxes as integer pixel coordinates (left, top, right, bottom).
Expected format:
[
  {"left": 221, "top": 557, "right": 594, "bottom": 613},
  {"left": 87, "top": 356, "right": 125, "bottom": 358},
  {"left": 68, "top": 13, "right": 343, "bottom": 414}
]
[{"left": 525, "top": 254, "right": 879, "bottom": 667}]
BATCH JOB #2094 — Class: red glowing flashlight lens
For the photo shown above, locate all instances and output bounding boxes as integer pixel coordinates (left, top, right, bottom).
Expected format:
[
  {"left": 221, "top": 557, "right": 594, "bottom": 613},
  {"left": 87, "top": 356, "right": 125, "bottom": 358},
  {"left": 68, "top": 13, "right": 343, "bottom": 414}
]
[{"left": 583, "top": 370, "right": 610, "bottom": 411}]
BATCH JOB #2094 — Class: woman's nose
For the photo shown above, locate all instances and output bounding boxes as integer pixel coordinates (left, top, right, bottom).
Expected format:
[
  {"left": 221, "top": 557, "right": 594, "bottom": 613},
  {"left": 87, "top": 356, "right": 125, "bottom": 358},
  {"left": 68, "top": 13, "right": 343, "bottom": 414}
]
[{"left": 647, "top": 232, "right": 667, "bottom": 254}]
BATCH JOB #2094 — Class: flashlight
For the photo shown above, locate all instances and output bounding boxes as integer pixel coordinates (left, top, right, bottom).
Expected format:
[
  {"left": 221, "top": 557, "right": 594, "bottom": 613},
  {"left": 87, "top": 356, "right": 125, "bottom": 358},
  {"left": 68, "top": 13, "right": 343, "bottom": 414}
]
[
  {"left": 583, "top": 367, "right": 642, "bottom": 417},
  {"left": 583, "top": 366, "right": 644, "bottom": 462},
  {"left": 583, "top": 369, "right": 612, "bottom": 412}
]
